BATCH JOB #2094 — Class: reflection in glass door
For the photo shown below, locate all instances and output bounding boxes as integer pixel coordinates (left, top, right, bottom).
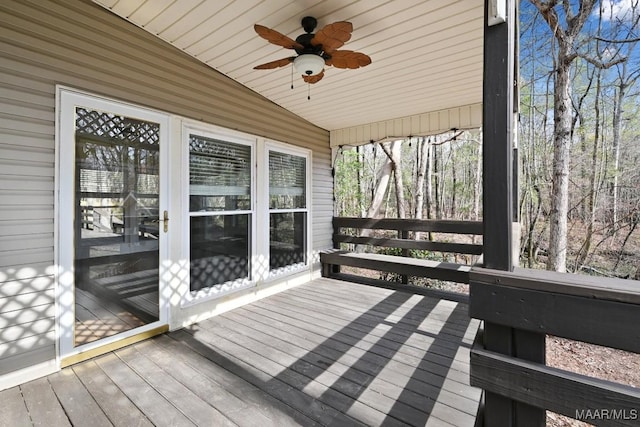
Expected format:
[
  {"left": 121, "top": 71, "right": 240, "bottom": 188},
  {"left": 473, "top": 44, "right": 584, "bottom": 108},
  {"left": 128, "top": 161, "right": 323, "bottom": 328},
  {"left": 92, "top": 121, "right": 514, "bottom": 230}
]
[{"left": 72, "top": 107, "right": 161, "bottom": 346}]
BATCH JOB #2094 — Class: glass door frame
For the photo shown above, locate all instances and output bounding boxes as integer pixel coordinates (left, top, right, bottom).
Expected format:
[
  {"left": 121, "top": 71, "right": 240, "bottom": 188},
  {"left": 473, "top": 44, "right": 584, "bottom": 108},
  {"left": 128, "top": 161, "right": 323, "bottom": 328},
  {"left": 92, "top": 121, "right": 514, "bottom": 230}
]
[{"left": 56, "top": 87, "right": 170, "bottom": 360}]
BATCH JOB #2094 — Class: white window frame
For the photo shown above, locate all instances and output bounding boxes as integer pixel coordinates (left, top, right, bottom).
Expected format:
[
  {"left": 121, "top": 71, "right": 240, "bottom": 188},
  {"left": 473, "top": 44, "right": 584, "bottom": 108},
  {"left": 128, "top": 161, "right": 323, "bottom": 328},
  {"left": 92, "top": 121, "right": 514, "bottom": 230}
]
[
  {"left": 181, "top": 122, "right": 257, "bottom": 305},
  {"left": 262, "top": 141, "right": 312, "bottom": 280}
]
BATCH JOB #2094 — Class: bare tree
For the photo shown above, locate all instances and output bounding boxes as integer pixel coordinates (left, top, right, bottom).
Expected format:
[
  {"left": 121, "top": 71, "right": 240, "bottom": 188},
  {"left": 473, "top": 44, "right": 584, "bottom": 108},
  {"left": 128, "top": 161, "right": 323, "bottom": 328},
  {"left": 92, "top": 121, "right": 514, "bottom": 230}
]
[
  {"left": 575, "top": 68, "right": 603, "bottom": 270},
  {"left": 531, "top": 0, "right": 598, "bottom": 271},
  {"left": 365, "top": 144, "right": 392, "bottom": 219},
  {"left": 380, "top": 141, "right": 406, "bottom": 218}
]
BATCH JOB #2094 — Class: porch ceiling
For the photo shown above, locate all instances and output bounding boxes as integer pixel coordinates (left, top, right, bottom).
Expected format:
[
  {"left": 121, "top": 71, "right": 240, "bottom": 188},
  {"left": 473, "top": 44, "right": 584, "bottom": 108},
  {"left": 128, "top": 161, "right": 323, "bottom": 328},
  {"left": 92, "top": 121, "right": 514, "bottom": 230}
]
[{"left": 93, "top": 0, "right": 484, "bottom": 132}]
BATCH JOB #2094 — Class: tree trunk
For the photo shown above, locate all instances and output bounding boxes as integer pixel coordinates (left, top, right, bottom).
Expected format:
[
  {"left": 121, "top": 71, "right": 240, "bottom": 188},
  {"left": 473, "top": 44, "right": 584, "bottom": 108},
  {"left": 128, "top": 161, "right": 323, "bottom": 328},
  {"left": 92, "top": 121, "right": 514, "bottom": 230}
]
[
  {"left": 434, "top": 142, "right": 441, "bottom": 219},
  {"left": 378, "top": 141, "right": 406, "bottom": 218},
  {"left": 426, "top": 140, "right": 434, "bottom": 220},
  {"left": 365, "top": 145, "right": 392, "bottom": 219},
  {"left": 473, "top": 138, "right": 482, "bottom": 221},
  {"left": 357, "top": 145, "right": 366, "bottom": 217},
  {"left": 611, "top": 82, "right": 625, "bottom": 226},
  {"left": 415, "top": 137, "right": 429, "bottom": 240},
  {"left": 575, "top": 69, "right": 602, "bottom": 271},
  {"left": 532, "top": 0, "right": 598, "bottom": 272},
  {"left": 357, "top": 144, "right": 393, "bottom": 250},
  {"left": 450, "top": 142, "right": 457, "bottom": 218},
  {"left": 388, "top": 141, "right": 406, "bottom": 218},
  {"left": 547, "top": 44, "right": 572, "bottom": 272}
]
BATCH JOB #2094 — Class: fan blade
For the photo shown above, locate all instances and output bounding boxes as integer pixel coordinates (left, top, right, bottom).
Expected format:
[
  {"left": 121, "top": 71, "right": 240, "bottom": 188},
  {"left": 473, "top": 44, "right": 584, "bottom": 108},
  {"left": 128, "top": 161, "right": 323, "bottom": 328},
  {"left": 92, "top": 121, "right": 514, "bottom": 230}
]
[
  {"left": 326, "top": 50, "right": 371, "bottom": 69},
  {"left": 254, "top": 24, "right": 304, "bottom": 50},
  {"left": 302, "top": 70, "right": 325, "bottom": 84},
  {"left": 311, "top": 21, "right": 353, "bottom": 53},
  {"left": 253, "top": 57, "right": 295, "bottom": 70}
]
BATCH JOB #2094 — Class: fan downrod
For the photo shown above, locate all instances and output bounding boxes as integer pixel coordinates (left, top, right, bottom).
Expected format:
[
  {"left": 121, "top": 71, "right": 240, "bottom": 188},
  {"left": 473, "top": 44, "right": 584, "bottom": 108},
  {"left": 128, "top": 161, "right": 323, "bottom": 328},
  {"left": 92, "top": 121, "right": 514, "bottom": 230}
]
[{"left": 301, "top": 16, "right": 317, "bottom": 33}]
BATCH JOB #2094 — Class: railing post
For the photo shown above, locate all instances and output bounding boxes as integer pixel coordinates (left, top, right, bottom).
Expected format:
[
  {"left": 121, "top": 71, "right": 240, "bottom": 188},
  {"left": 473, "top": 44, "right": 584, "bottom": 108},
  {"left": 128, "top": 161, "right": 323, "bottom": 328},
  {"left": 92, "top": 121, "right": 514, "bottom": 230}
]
[
  {"left": 479, "top": 0, "right": 545, "bottom": 425},
  {"left": 482, "top": 323, "right": 546, "bottom": 426},
  {"left": 400, "top": 228, "right": 409, "bottom": 284},
  {"left": 331, "top": 217, "right": 341, "bottom": 274}
]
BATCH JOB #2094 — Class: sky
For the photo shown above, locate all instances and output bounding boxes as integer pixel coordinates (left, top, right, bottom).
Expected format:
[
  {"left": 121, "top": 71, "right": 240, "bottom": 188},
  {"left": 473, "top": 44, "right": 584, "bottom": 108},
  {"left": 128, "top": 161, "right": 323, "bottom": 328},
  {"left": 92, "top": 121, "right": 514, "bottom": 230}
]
[
  {"left": 520, "top": 0, "right": 640, "bottom": 83},
  {"left": 599, "top": 0, "right": 639, "bottom": 21}
]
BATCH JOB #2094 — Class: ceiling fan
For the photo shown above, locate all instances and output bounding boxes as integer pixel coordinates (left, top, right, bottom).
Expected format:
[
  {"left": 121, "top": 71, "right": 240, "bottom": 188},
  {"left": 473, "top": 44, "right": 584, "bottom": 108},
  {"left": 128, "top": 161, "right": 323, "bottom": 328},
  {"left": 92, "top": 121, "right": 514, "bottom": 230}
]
[{"left": 253, "top": 16, "right": 371, "bottom": 85}]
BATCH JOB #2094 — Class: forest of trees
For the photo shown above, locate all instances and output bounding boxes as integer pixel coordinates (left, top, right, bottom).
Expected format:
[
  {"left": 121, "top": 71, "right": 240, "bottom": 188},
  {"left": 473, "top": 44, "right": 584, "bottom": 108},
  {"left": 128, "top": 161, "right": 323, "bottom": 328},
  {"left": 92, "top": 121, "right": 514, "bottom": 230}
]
[{"left": 333, "top": 0, "right": 640, "bottom": 279}]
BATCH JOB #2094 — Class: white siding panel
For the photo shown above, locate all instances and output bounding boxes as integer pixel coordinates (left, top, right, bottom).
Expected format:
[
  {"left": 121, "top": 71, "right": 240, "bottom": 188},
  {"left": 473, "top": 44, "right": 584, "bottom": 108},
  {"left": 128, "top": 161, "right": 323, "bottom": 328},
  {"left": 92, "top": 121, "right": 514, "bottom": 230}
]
[
  {"left": 0, "top": 206, "right": 52, "bottom": 221},
  {"left": 0, "top": 263, "right": 54, "bottom": 281},
  {"left": 0, "top": 192, "right": 54, "bottom": 206},
  {"left": 0, "top": 131, "right": 52, "bottom": 151},
  {"left": 0, "top": 331, "right": 55, "bottom": 360},
  {"left": 0, "top": 220, "right": 53, "bottom": 237},
  {"left": 0, "top": 234, "right": 53, "bottom": 252},
  {"left": 0, "top": 275, "right": 54, "bottom": 298},
  {"left": 0, "top": 318, "right": 56, "bottom": 344},
  {"left": 0, "top": 0, "right": 332, "bottom": 382},
  {"left": 0, "top": 290, "right": 55, "bottom": 315},
  {"left": 0, "top": 305, "right": 55, "bottom": 332},
  {"left": 0, "top": 161, "right": 53, "bottom": 178},
  {"left": 0, "top": 115, "right": 54, "bottom": 136},
  {"left": 0, "top": 248, "right": 53, "bottom": 268},
  {"left": 330, "top": 103, "right": 483, "bottom": 147},
  {"left": 0, "top": 146, "right": 54, "bottom": 163}
]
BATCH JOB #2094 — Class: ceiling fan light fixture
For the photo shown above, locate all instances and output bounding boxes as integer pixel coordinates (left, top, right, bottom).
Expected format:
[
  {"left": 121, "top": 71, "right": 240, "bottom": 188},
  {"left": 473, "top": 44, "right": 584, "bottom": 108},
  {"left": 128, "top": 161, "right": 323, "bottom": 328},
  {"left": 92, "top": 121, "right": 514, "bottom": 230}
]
[{"left": 294, "top": 54, "right": 324, "bottom": 76}]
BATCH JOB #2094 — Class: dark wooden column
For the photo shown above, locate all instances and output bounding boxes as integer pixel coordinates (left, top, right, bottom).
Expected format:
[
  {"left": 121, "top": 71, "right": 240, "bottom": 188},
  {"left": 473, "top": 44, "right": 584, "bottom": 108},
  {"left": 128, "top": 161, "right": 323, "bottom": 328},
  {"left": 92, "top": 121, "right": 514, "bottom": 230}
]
[{"left": 480, "top": 0, "right": 545, "bottom": 425}]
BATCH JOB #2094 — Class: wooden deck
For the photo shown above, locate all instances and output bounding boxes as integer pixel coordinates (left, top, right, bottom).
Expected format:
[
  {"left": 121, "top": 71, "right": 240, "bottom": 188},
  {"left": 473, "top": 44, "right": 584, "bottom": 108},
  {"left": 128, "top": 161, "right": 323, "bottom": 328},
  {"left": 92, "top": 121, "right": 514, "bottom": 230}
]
[{"left": 0, "top": 278, "right": 482, "bottom": 427}]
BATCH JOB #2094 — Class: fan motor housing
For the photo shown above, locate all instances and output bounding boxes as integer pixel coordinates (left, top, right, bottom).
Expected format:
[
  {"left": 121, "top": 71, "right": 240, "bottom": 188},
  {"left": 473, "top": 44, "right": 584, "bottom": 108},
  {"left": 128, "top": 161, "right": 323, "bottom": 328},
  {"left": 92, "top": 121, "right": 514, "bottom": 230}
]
[
  {"left": 301, "top": 16, "right": 317, "bottom": 33},
  {"left": 294, "top": 33, "right": 323, "bottom": 55}
]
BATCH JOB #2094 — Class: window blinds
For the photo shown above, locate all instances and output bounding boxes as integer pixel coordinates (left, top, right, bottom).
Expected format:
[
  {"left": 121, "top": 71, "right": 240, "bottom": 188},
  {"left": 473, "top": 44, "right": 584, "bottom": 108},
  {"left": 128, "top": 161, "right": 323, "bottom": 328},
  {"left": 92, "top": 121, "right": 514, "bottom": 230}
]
[
  {"left": 269, "top": 151, "right": 306, "bottom": 209},
  {"left": 189, "top": 135, "right": 251, "bottom": 197}
]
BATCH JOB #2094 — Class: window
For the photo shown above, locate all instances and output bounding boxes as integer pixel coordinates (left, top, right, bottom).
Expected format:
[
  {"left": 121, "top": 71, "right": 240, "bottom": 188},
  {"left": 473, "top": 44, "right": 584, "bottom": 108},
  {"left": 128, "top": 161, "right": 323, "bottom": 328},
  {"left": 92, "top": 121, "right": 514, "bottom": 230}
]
[
  {"left": 188, "top": 133, "right": 253, "bottom": 292},
  {"left": 184, "top": 128, "right": 310, "bottom": 301},
  {"left": 268, "top": 149, "right": 308, "bottom": 272}
]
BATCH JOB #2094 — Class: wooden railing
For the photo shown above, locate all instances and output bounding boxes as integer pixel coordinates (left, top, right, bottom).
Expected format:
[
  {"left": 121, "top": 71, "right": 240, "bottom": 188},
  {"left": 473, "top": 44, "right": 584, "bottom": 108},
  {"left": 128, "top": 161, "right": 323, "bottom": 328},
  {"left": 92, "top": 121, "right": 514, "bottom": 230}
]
[
  {"left": 322, "top": 218, "right": 640, "bottom": 424},
  {"left": 320, "top": 217, "right": 483, "bottom": 301},
  {"left": 469, "top": 267, "right": 640, "bottom": 426},
  {"left": 331, "top": 216, "right": 483, "bottom": 255}
]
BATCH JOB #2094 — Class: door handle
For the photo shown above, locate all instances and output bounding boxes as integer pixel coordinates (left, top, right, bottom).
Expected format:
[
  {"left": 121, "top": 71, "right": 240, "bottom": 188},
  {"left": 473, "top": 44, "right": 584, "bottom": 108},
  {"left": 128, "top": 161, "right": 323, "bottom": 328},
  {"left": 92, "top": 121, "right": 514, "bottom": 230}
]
[{"left": 163, "top": 210, "right": 169, "bottom": 233}]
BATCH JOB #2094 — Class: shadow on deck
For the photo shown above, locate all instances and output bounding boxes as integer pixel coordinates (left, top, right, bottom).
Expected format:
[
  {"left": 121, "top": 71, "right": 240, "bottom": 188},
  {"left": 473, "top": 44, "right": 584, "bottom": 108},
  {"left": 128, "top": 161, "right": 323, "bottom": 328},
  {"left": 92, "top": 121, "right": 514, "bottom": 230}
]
[{"left": 1, "top": 278, "right": 482, "bottom": 427}]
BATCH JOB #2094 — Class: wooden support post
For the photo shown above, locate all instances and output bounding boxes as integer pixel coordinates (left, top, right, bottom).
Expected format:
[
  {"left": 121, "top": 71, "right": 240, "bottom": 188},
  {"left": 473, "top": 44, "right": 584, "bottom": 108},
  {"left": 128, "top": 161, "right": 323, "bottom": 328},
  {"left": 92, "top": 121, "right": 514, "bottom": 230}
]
[
  {"left": 480, "top": 0, "right": 545, "bottom": 425},
  {"left": 332, "top": 218, "right": 341, "bottom": 274},
  {"left": 401, "top": 229, "right": 409, "bottom": 284}
]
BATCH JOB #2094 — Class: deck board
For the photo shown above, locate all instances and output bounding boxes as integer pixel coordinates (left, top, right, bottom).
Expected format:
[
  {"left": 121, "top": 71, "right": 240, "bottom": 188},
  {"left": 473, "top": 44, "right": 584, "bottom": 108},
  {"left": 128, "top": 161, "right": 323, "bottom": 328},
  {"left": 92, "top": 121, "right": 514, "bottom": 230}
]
[
  {"left": 47, "top": 369, "right": 112, "bottom": 427},
  {"left": 95, "top": 352, "right": 196, "bottom": 427},
  {"left": 224, "top": 306, "right": 479, "bottom": 412},
  {"left": 0, "top": 386, "right": 31, "bottom": 426},
  {"left": 152, "top": 333, "right": 321, "bottom": 427},
  {"left": 71, "top": 360, "right": 153, "bottom": 427},
  {"left": 114, "top": 345, "right": 236, "bottom": 427},
  {"left": 20, "top": 377, "right": 71, "bottom": 427},
  {"left": 1, "top": 277, "right": 481, "bottom": 427}
]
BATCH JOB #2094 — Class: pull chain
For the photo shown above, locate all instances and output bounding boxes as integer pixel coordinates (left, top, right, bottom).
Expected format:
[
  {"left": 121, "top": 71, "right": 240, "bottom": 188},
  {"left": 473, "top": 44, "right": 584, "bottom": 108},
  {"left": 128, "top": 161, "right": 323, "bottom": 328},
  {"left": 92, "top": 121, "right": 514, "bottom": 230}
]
[
  {"left": 291, "top": 63, "right": 294, "bottom": 89},
  {"left": 307, "top": 82, "right": 311, "bottom": 100}
]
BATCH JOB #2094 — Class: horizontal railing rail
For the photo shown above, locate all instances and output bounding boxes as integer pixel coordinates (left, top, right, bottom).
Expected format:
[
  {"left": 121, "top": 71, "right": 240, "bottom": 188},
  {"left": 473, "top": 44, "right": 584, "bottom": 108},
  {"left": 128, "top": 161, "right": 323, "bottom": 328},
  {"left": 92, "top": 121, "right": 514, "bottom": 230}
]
[
  {"left": 333, "top": 216, "right": 484, "bottom": 234},
  {"left": 470, "top": 267, "right": 640, "bottom": 426},
  {"left": 332, "top": 216, "right": 483, "bottom": 255},
  {"left": 321, "top": 217, "right": 484, "bottom": 300}
]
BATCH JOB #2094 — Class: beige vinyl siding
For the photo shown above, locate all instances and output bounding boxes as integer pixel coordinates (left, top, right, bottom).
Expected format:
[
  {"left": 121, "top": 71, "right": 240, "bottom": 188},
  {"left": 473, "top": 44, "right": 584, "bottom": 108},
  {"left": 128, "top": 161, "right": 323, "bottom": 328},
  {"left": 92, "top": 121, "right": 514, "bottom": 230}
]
[{"left": 0, "top": 0, "right": 332, "bottom": 380}]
